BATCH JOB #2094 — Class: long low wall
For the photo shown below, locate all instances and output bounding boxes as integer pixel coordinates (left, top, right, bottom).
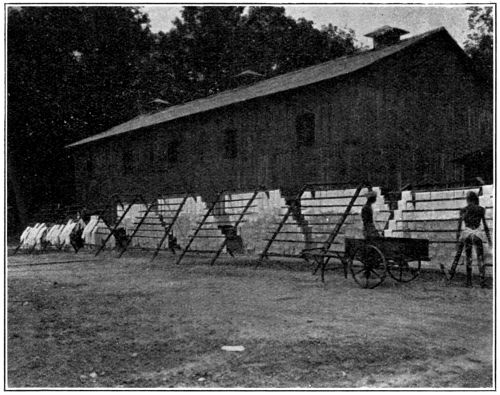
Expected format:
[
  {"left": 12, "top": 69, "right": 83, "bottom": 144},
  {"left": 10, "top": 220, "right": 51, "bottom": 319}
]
[
  {"left": 131, "top": 185, "right": 493, "bottom": 275},
  {"left": 116, "top": 190, "right": 287, "bottom": 254},
  {"left": 19, "top": 185, "right": 493, "bottom": 278},
  {"left": 115, "top": 185, "right": 493, "bottom": 275},
  {"left": 116, "top": 187, "right": 392, "bottom": 259}
]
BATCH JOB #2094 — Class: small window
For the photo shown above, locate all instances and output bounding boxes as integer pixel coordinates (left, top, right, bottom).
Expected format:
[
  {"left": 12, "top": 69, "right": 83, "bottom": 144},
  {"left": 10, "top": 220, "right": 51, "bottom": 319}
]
[
  {"left": 198, "top": 133, "right": 208, "bottom": 162},
  {"left": 296, "top": 112, "right": 315, "bottom": 147},
  {"left": 148, "top": 146, "right": 155, "bottom": 165},
  {"left": 103, "top": 146, "right": 111, "bottom": 169},
  {"left": 223, "top": 129, "right": 238, "bottom": 159},
  {"left": 86, "top": 156, "right": 93, "bottom": 176},
  {"left": 167, "top": 139, "right": 181, "bottom": 163},
  {"left": 156, "top": 144, "right": 167, "bottom": 164},
  {"left": 123, "top": 149, "right": 133, "bottom": 174}
]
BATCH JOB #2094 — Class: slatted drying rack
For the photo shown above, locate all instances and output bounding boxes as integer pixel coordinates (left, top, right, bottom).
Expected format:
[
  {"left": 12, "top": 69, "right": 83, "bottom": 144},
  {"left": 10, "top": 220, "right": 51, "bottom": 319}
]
[
  {"left": 175, "top": 187, "right": 265, "bottom": 266},
  {"left": 258, "top": 182, "right": 374, "bottom": 281}
]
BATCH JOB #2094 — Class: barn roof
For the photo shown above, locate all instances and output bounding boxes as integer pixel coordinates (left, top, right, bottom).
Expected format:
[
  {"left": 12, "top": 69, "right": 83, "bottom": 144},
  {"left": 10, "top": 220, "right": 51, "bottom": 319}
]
[{"left": 67, "top": 26, "right": 454, "bottom": 148}]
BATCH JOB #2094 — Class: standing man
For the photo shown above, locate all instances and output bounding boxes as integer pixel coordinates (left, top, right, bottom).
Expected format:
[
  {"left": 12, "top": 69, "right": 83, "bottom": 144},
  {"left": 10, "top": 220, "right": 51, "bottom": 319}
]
[
  {"left": 448, "top": 191, "right": 491, "bottom": 288},
  {"left": 361, "top": 190, "right": 381, "bottom": 239}
]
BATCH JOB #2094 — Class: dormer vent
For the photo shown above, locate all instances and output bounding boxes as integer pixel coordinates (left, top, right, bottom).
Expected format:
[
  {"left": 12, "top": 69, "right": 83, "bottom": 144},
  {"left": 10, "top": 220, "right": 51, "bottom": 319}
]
[{"left": 364, "top": 26, "right": 409, "bottom": 49}]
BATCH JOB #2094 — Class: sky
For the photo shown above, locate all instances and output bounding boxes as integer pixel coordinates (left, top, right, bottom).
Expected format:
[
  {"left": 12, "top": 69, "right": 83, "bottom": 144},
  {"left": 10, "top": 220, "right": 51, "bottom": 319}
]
[{"left": 142, "top": 5, "right": 472, "bottom": 48}]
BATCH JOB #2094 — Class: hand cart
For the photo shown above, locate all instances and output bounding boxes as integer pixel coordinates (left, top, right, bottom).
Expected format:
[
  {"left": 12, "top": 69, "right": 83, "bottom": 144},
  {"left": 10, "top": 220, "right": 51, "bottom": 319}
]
[{"left": 345, "top": 237, "right": 430, "bottom": 289}]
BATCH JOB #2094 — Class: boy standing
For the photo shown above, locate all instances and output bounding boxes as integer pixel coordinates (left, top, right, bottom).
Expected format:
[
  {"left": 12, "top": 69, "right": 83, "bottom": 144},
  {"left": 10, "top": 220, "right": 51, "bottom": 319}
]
[{"left": 448, "top": 191, "right": 491, "bottom": 287}]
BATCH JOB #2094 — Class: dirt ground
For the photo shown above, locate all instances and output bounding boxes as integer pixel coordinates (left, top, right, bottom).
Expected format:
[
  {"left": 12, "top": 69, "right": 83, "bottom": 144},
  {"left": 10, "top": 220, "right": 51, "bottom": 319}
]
[{"left": 7, "top": 249, "right": 494, "bottom": 389}]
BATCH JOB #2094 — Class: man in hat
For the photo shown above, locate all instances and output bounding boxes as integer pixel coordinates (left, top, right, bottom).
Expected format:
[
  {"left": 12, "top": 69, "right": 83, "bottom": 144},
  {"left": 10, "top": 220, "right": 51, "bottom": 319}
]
[
  {"left": 361, "top": 190, "right": 381, "bottom": 239},
  {"left": 448, "top": 191, "right": 491, "bottom": 287}
]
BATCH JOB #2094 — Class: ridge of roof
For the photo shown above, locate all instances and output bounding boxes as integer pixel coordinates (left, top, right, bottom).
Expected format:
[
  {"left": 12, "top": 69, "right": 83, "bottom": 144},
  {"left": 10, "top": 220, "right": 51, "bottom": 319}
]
[{"left": 67, "top": 26, "right": 448, "bottom": 148}]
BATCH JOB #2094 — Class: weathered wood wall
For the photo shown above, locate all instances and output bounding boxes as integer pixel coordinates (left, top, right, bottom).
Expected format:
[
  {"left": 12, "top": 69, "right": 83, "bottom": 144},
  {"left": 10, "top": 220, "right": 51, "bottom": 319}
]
[{"left": 73, "top": 34, "right": 492, "bottom": 207}]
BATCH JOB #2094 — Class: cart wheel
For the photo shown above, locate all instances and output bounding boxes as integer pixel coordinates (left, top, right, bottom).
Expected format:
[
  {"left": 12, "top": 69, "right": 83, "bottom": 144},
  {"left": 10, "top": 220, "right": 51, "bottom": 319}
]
[
  {"left": 349, "top": 245, "right": 387, "bottom": 289},
  {"left": 387, "top": 259, "right": 421, "bottom": 283}
]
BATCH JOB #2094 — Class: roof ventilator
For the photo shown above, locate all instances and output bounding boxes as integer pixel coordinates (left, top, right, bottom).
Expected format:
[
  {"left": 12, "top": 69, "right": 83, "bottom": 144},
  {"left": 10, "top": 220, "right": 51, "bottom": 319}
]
[{"left": 365, "top": 26, "right": 409, "bottom": 49}]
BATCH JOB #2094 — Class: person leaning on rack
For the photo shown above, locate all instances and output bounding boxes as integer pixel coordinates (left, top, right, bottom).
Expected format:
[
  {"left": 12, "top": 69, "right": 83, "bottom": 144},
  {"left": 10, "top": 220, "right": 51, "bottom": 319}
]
[
  {"left": 448, "top": 191, "right": 491, "bottom": 288},
  {"left": 361, "top": 190, "right": 381, "bottom": 239}
]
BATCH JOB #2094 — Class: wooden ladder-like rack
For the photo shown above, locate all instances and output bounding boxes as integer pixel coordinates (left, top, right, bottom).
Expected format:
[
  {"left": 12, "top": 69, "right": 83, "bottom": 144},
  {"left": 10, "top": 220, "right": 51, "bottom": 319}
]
[
  {"left": 175, "top": 188, "right": 262, "bottom": 266},
  {"left": 116, "top": 193, "right": 190, "bottom": 260},
  {"left": 95, "top": 194, "right": 147, "bottom": 256},
  {"left": 302, "top": 183, "right": 369, "bottom": 282},
  {"left": 258, "top": 182, "right": 372, "bottom": 281}
]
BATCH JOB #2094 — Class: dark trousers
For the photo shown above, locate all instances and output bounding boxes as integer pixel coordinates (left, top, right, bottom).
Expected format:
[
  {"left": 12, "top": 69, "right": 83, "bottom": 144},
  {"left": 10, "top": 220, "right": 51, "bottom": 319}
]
[{"left": 449, "top": 235, "right": 486, "bottom": 286}]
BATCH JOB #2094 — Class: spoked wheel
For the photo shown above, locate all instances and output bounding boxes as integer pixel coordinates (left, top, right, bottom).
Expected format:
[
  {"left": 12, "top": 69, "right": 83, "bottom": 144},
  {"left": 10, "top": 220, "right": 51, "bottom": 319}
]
[
  {"left": 349, "top": 245, "right": 387, "bottom": 289},
  {"left": 387, "top": 259, "right": 421, "bottom": 283}
]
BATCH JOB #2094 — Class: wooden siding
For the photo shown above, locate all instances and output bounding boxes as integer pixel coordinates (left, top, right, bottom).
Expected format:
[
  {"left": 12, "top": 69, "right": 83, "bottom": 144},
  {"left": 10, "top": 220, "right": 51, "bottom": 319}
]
[{"left": 74, "top": 37, "right": 492, "bottom": 207}]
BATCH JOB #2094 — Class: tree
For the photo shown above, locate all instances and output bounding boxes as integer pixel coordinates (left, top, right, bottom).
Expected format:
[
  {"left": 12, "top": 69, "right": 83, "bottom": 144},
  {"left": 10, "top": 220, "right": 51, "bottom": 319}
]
[
  {"left": 8, "top": 7, "right": 154, "bottom": 228},
  {"left": 240, "top": 8, "right": 357, "bottom": 76},
  {"left": 156, "top": 7, "right": 246, "bottom": 102},
  {"left": 464, "top": 6, "right": 493, "bottom": 87},
  {"left": 157, "top": 6, "right": 360, "bottom": 103}
]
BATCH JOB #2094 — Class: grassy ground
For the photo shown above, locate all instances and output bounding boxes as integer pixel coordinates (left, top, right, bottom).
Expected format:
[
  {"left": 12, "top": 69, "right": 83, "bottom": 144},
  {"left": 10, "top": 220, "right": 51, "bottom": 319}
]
[{"left": 7, "top": 249, "right": 494, "bottom": 388}]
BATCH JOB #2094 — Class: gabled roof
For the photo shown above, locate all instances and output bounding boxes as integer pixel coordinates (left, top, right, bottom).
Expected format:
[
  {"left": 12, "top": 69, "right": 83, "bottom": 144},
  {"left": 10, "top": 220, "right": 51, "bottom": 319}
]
[{"left": 67, "top": 26, "right": 454, "bottom": 148}]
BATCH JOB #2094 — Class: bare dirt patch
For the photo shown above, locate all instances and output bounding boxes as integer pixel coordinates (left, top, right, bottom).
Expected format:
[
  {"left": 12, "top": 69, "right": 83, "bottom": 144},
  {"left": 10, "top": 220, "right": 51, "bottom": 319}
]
[{"left": 7, "top": 250, "right": 493, "bottom": 388}]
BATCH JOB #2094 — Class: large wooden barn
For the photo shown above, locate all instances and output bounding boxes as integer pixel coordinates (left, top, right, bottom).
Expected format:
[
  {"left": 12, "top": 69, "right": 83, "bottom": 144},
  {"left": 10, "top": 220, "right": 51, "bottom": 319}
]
[{"left": 68, "top": 26, "right": 492, "bottom": 206}]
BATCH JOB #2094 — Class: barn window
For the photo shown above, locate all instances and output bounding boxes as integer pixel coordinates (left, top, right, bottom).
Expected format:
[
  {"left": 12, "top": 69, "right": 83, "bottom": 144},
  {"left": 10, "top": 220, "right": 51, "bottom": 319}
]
[
  {"left": 86, "top": 156, "right": 93, "bottom": 176},
  {"left": 122, "top": 148, "right": 133, "bottom": 174},
  {"left": 103, "top": 146, "right": 111, "bottom": 170},
  {"left": 155, "top": 144, "right": 167, "bottom": 166},
  {"left": 148, "top": 145, "right": 155, "bottom": 165},
  {"left": 223, "top": 129, "right": 238, "bottom": 159},
  {"left": 167, "top": 139, "right": 181, "bottom": 163},
  {"left": 296, "top": 112, "right": 315, "bottom": 147},
  {"left": 198, "top": 133, "right": 208, "bottom": 162}
]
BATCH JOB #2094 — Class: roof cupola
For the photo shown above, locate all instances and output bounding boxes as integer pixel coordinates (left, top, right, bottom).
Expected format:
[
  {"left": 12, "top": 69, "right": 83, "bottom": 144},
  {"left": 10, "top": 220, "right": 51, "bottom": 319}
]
[{"left": 364, "top": 26, "right": 409, "bottom": 49}]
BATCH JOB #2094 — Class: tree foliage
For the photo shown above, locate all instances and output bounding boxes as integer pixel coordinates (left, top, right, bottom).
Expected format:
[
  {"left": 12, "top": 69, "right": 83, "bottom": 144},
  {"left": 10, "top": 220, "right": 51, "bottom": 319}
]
[
  {"left": 157, "top": 6, "right": 358, "bottom": 102},
  {"left": 8, "top": 7, "right": 154, "bottom": 225},
  {"left": 464, "top": 6, "right": 493, "bottom": 87},
  {"left": 8, "top": 6, "right": 360, "bottom": 228}
]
